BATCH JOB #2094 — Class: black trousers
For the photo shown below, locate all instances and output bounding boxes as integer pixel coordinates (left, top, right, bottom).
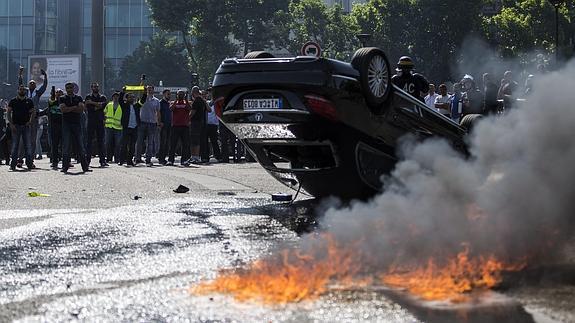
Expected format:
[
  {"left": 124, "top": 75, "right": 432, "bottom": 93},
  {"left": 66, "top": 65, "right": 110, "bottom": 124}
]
[
  {"left": 87, "top": 116, "right": 106, "bottom": 164},
  {"left": 158, "top": 125, "right": 171, "bottom": 162},
  {"left": 49, "top": 120, "right": 62, "bottom": 166},
  {"left": 120, "top": 127, "right": 138, "bottom": 164},
  {"left": 219, "top": 123, "right": 235, "bottom": 162},
  {"left": 0, "top": 124, "right": 10, "bottom": 164},
  {"left": 169, "top": 126, "right": 190, "bottom": 164},
  {"left": 203, "top": 124, "right": 221, "bottom": 161}
]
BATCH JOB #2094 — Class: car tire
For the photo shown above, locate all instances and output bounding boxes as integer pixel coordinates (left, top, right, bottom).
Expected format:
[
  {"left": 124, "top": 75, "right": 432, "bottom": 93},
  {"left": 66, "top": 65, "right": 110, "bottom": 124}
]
[
  {"left": 459, "top": 114, "right": 483, "bottom": 133},
  {"left": 244, "top": 51, "right": 275, "bottom": 59},
  {"left": 351, "top": 47, "right": 392, "bottom": 108}
]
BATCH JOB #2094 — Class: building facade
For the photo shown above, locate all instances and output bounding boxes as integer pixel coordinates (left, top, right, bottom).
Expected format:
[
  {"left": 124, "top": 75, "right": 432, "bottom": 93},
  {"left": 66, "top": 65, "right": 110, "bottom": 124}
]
[{"left": 0, "top": 0, "right": 157, "bottom": 85}]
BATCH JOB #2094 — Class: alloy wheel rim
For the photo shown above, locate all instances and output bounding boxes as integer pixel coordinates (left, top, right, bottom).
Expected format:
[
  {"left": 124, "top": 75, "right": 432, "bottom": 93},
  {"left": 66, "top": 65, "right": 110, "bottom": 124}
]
[{"left": 367, "top": 55, "right": 389, "bottom": 98}]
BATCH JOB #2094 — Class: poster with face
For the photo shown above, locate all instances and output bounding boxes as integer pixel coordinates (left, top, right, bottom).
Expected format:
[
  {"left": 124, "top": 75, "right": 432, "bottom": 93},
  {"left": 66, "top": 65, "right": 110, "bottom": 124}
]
[{"left": 28, "top": 55, "right": 82, "bottom": 99}]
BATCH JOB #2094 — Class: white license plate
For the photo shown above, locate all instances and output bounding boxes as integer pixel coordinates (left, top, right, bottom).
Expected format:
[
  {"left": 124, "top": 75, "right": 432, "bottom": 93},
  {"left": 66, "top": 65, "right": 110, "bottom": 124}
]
[{"left": 243, "top": 98, "right": 283, "bottom": 110}]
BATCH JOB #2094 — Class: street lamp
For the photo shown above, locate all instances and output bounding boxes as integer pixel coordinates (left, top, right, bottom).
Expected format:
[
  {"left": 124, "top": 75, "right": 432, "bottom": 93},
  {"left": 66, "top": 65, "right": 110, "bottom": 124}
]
[
  {"left": 548, "top": 0, "right": 564, "bottom": 64},
  {"left": 356, "top": 34, "right": 372, "bottom": 48}
]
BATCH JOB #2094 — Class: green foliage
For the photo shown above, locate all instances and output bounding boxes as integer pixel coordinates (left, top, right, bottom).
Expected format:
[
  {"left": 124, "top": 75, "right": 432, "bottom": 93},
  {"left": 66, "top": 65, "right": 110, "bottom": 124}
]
[
  {"left": 118, "top": 34, "right": 191, "bottom": 87},
  {"left": 142, "top": 0, "right": 574, "bottom": 85},
  {"left": 285, "top": 0, "right": 359, "bottom": 59}
]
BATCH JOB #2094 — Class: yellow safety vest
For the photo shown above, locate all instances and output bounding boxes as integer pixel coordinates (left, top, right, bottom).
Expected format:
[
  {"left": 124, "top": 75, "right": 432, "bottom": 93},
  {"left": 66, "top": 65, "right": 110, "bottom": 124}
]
[{"left": 104, "top": 102, "right": 123, "bottom": 130}]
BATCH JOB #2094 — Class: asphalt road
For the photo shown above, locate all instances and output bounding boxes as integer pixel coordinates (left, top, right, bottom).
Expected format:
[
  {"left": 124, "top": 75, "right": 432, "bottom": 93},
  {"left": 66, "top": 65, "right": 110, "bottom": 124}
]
[{"left": 0, "top": 160, "right": 573, "bottom": 322}]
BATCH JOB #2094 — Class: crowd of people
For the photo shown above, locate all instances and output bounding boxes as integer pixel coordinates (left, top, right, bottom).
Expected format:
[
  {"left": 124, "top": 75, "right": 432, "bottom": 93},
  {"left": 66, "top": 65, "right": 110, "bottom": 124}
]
[
  {"left": 391, "top": 56, "right": 537, "bottom": 121},
  {"left": 0, "top": 57, "right": 540, "bottom": 174},
  {"left": 0, "top": 71, "right": 247, "bottom": 173}
]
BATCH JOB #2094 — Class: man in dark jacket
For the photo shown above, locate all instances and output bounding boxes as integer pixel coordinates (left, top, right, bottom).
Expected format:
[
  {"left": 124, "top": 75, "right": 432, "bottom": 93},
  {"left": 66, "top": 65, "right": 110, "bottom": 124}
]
[
  {"left": 7, "top": 85, "right": 36, "bottom": 170},
  {"left": 118, "top": 88, "right": 146, "bottom": 166},
  {"left": 60, "top": 82, "right": 89, "bottom": 173}
]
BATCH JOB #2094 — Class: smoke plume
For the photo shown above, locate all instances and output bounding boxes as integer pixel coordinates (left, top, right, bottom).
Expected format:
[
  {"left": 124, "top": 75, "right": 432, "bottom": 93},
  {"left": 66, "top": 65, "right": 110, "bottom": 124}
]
[{"left": 319, "top": 59, "right": 575, "bottom": 267}]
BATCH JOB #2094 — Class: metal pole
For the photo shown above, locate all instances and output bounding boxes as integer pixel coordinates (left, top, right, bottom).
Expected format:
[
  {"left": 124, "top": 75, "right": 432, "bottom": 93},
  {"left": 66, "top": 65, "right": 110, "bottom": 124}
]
[
  {"left": 91, "top": 0, "right": 105, "bottom": 88},
  {"left": 555, "top": 6, "right": 559, "bottom": 63}
]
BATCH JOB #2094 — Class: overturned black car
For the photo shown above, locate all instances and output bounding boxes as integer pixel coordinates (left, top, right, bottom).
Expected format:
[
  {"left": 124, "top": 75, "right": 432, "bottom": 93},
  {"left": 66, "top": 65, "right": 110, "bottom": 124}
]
[{"left": 212, "top": 48, "right": 474, "bottom": 199}]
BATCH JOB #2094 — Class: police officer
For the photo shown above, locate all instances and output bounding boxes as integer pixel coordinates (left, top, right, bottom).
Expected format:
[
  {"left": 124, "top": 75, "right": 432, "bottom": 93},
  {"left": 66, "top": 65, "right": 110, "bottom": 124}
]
[{"left": 391, "top": 56, "right": 429, "bottom": 102}]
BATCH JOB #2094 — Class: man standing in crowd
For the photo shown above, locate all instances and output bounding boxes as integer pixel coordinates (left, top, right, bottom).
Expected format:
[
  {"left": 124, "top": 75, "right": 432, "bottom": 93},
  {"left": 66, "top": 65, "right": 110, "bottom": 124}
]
[
  {"left": 104, "top": 92, "right": 123, "bottom": 164},
  {"left": 483, "top": 73, "right": 499, "bottom": 115},
  {"left": 204, "top": 92, "right": 221, "bottom": 163},
  {"left": 6, "top": 85, "right": 36, "bottom": 171},
  {"left": 157, "top": 89, "right": 172, "bottom": 165},
  {"left": 461, "top": 75, "right": 483, "bottom": 117},
  {"left": 434, "top": 84, "right": 451, "bottom": 118},
  {"left": 189, "top": 86, "right": 210, "bottom": 164},
  {"left": 85, "top": 82, "right": 108, "bottom": 167},
  {"left": 119, "top": 88, "right": 145, "bottom": 166},
  {"left": 168, "top": 90, "right": 191, "bottom": 166},
  {"left": 391, "top": 56, "right": 429, "bottom": 102},
  {"left": 450, "top": 83, "right": 463, "bottom": 122},
  {"left": 0, "top": 99, "right": 10, "bottom": 165},
  {"left": 424, "top": 84, "right": 438, "bottom": 109},
  {"left": 59, "top": 82, "right": 90, "bottom": 174},
  {"left": 135, "top": 85, "right": 161, "bottom": 167},
  {"left": 498, "top": 70, "right": 518, "bottom": 111},
  {"left": 17, "top": 66, "right": 47, "bottom": 166},
  {"left": 48, "top": 87, "right": 64, "bottom": 170}
]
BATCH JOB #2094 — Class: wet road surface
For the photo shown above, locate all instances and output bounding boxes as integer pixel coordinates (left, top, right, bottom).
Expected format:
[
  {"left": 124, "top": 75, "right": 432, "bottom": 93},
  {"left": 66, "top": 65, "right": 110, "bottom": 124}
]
[
  {"left": 0, "top": 162, "right": 573, "bottom": 322},
  {"left": 0, "top": 196, "right": 420, "bottom": 322}
]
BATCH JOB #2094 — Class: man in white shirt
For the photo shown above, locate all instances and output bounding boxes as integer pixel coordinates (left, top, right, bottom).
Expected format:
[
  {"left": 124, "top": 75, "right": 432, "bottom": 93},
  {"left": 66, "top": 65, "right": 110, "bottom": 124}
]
[
  {"left": 424, "top": 84, "right": 438, "bottom": 109},
  {"left": 434, "top": 84, "right": 451, "bottom": 117}
]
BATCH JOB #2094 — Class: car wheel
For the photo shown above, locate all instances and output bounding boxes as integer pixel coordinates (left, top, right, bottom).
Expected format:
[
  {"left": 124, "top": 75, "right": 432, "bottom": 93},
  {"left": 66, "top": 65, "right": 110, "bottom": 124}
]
[
  {"left": 244, "top": 51, "right": 275, "bottom": 59},
  {"left": 351, "top": 47, "right": 392, "bottom": 108},
  {"left": 459, "top": 114, "right": 483, "bottom": 133}
]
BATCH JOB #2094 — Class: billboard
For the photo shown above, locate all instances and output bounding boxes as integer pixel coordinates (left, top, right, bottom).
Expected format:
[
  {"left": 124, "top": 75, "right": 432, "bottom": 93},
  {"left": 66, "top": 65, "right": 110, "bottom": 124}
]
[{"left": 27, "top": 55, "right": 82, "bottom": 99}]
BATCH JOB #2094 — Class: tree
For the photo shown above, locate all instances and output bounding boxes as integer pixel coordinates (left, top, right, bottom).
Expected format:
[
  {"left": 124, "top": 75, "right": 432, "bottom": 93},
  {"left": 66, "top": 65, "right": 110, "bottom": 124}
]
[
  {"left": 228, "top": 0, "right": 290, "bottom": 55},
  {"left": 483, "top": 0, "right": 574, "bottom": 59},
  {"left": 146, "top": 0, "right": 205, "bottom": 71},
  {"left": 118, "top": 34, "right": 191, "bottom": 87},
  {"left": 284, "top": 0, "right": 359, "bottom": 59},
  {"left": 352, "top": 0, "right": 484, "bottom": 82}
]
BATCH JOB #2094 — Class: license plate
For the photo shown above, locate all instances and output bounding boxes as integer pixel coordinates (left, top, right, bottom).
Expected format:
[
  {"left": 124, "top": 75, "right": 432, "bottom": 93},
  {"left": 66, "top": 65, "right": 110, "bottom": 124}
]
[{"left": 243, "top": 98, "right": 283, "bottom": 110}]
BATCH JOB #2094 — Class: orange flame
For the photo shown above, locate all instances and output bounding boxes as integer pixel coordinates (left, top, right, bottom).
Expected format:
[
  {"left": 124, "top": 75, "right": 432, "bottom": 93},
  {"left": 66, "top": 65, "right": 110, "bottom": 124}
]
[
  {"left": 193, "top": 234, "right": 366, "bottom": 304},
  {"left": 193, "top": 235, "right": 526, "bottom": 304},
  {"left": 381, "top": 246, "right": 527, "bottom": 302}
]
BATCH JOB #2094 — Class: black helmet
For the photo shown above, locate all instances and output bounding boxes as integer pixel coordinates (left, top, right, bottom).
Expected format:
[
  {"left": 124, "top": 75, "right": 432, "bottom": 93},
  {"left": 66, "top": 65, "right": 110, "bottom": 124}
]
[{"left": 396, "top": 56, "right": 415, "bottom": 71}]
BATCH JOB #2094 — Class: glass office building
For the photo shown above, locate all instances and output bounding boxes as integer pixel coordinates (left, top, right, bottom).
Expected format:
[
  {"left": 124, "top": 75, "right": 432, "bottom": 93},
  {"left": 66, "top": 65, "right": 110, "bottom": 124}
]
[
  {"left": 82, "top": 0, "right": 159, "bottom": 71},
  {"left": 0, "top": 0, "right": 66, "bottom": 82},
  {"left": 0, "top": 0, "right": 158, "bottom": 83}
]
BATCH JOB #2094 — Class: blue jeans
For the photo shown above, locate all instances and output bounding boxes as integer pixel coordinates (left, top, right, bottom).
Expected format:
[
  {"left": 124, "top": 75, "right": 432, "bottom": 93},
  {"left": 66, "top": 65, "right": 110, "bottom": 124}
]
[
  {"left": 62, "top": 121, "right": 89, "bottom": 171},
  {"left": 136, "top": 122, "right": 157, "bottom": 162},
  {"left": 105, "top": 128, "right": 122, "bottom": 163},
  {"left": 10, "top": 124, "right": 33, "bottom": 167}
]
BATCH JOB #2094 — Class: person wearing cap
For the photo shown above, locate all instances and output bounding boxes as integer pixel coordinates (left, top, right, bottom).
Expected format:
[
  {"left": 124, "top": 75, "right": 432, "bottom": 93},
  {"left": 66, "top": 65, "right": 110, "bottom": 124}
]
[
  {"left": 391, "top": 56, "right": 429, "bottom": 102},
  {"left": 461, "top": 74, "right": 483, "bottom": 117},
  {"left": 189, "top": 86, "right": 211, "bottom": 164},
  {"left": 104, "top": 92, "right": 123, "bottom": 164},
  {"left": 48, "top": 87, "right": 64, "bottom": 169}
]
